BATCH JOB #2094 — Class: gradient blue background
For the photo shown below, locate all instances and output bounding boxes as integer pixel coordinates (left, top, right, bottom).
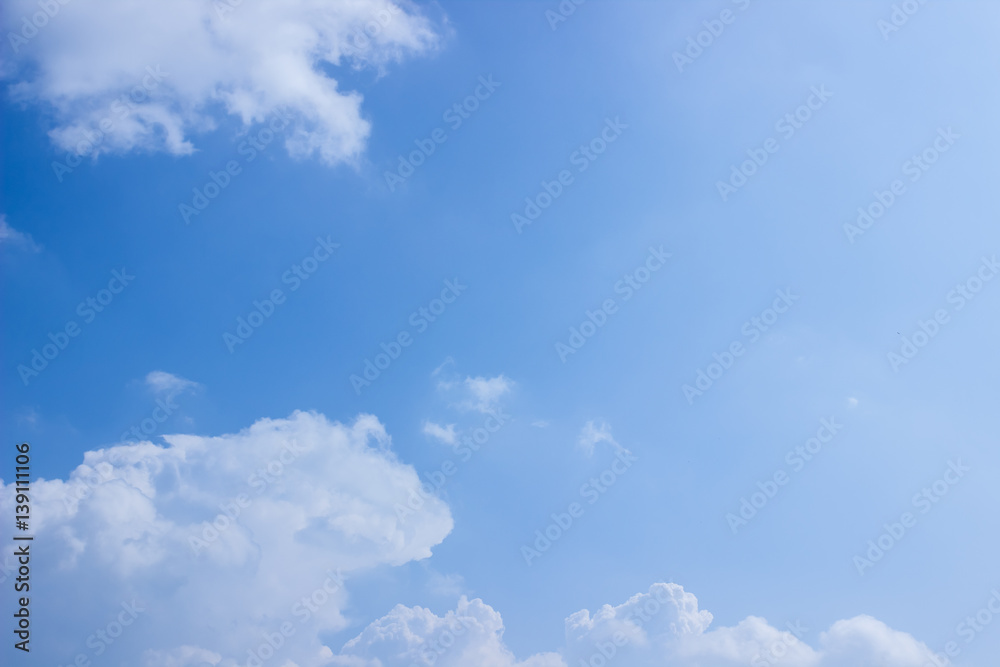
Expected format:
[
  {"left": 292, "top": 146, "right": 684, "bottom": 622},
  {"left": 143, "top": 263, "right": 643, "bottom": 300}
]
[{"left": 3, "top": 1, "right": 999, "bottom": 663}]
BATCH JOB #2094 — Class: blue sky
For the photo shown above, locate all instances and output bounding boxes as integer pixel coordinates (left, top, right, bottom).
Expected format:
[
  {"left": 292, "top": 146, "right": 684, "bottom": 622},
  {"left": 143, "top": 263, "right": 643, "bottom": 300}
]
[{"left": 2, "top": 1, "right": 1000, "bottom": 666}]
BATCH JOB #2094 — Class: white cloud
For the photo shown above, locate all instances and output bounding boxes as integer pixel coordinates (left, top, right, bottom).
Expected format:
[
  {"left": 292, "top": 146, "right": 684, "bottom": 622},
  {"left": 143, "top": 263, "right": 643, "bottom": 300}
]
[
  {"left": 817, "top": 615, "right": 932, "bottom": 666},
  {"left": 0, "top": 214, "right": 40, "bottom": 251},
  {"left": 141, "top": 645, "right": 221, "bottom": 667},
  {"left": 577, "top": 420, "right": 619, "bottom": 456},
  {"left": 331, "top": 597, "right": 564, "bottom": 667},
  {"left": 2, "top": 0, "right": 440, "bottom": 164},
  {"left": 461, "top": 375, "right": 512, "bottom": 413},
  {"left": 333, "top": 583, "right": 937, "bottom": 667},
  {"left": 0, "top": 407, "right": 941, "bottom": 667},
  {"left": 0, "top": 410, "right": 452, "bottom": 667},
  {"left": 431, "top": 357, "right": 456, "bottom": 377},
  {"left": 423, "top": 421, "right": 458, "bottom": 446},
  {"left": 144, "top": 370, "right": 201, "bottom": 400}
]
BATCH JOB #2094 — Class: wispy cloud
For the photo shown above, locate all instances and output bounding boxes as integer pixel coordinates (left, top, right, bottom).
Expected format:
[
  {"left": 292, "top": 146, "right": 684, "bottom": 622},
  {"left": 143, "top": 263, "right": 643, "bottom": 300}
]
[
  {"left": 0, "top": 215, "right": 41, "bottom": 251},
  {"left": 461, "top": 375, "right": 513, "bottom": 413},
  {"left": 577, "top": 420, "right": 621, "bottom": 457},
  {"left": 422, "top": 421, "right": 458, "bottom": 446},
  {"left": 144, "top": 370, "right": 201, "bottom": 401}
]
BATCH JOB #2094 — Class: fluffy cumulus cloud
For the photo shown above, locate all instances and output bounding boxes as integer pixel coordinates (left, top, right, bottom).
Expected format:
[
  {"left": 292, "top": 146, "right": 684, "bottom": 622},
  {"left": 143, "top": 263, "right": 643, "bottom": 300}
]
[
  {"left": 2, "top": 0, "right": 440, "bottom": 163},
  {"left": 0, "top": 411, "right": 452, "bottom": 667},
  {"left": 0, "top": 405, "right": 936, "bottom": 667},
  {"left": 333, "top": 583, "right": 937, "bottom": 667},
  {"left": 331, "top": 597, "right": 564, "bottom": 667}
]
